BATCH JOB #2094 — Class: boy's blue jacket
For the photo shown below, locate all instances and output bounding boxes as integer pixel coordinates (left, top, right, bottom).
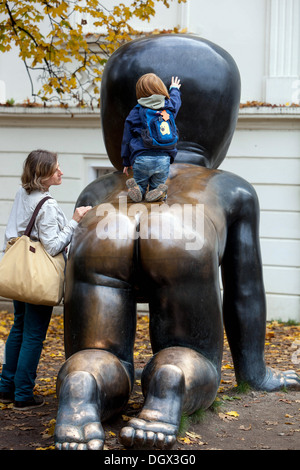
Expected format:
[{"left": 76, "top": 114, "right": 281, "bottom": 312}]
[{"left": 121, "top": 87, "right": 181, "bottom": 167}]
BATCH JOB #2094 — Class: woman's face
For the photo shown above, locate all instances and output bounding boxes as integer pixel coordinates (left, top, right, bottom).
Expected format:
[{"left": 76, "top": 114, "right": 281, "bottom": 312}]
[{"left": 43, "top": 162, "right": 63, "bottom": 189}]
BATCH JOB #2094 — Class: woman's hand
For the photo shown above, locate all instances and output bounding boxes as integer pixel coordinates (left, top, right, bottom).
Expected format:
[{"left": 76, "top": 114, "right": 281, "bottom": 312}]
[{"left": 72, "top": 206, "right": 92, "bottom": 223}]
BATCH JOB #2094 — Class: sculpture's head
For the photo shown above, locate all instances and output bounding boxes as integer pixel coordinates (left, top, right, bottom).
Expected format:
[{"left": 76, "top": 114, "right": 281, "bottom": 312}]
[{"left": 101, "top": 34, "right": 241, "bottom": 170}]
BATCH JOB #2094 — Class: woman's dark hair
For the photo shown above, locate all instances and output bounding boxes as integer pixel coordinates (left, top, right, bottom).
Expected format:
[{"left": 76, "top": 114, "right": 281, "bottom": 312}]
[{"left": 21, "top": 149, "right": 58, "bottom": 194}]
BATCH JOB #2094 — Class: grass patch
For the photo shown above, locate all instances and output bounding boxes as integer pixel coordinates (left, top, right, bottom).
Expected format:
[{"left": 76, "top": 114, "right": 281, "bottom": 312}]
[
  {"left": 178, "top": 407, "right": 206, "bottom": 436},
  {"left": 235, "top": 381, "right": 251, "bottom": 394},
  {"left": 209, "top": 397, "right": 223, "bottom": 412},
  {"left": 178, "top": 412, "right": 190, "bottom": 436}
]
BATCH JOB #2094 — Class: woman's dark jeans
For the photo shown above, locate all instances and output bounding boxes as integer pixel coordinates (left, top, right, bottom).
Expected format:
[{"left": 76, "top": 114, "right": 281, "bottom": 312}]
[{"left": 0, "top": 300, "right": 52, "bottom": 401}]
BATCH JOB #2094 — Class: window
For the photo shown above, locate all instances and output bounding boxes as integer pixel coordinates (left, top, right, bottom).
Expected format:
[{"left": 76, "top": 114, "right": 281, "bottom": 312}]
[{"left": 96, "top": 167, "right": 115, "bottom": 178}]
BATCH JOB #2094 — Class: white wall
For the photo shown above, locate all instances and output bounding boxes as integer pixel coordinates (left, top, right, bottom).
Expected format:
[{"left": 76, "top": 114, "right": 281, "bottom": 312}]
[{"left": 182, "top": 0, "right": 267, "bottom": 102}]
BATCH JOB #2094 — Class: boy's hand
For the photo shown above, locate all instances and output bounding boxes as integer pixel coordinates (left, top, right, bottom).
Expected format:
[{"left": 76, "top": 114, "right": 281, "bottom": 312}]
[
  {"left": 123, "top": 166, "right": 132, "bottom": 176},
  {"left": 171, "top": 76, "right": 181, "bottom": 89}
]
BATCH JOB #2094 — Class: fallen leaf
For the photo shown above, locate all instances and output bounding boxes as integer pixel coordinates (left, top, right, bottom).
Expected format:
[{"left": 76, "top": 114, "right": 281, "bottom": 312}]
[
  {"left": 0, "top": 402, "right": 13, "bottom": 409},
  {"left": 42, "top": 418, "right": 56, "bottom": 437},
  {"left": 36, "top": 445, "right": 55, "bottom": 450},
  {"left": 186, "top": 431, "right": 202, "bottom": 439},
  {"left": 265, "top": 331, "right": 275, "bottom": 339},
  {"left": 226, "top": 411, "right": 239, "bottom": 418},
  {"left": 178, "top": 437, "right": 192, "bottom": 444},
  {"left": 239, "top": 424, "right": 252, "bottom": 431},
  {"left": 218, "top": 412, "right": 239, "bottom": 421}
]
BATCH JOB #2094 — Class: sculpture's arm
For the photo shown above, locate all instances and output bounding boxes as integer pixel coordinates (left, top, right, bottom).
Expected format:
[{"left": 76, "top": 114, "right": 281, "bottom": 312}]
[{"left": 221, "top": 183, "right": 267, "bottom": 386}]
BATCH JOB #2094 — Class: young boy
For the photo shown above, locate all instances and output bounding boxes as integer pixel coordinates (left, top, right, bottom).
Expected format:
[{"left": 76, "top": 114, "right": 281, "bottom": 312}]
[{"left": 122, "top": 73, "right": 181, "bottom": 202}]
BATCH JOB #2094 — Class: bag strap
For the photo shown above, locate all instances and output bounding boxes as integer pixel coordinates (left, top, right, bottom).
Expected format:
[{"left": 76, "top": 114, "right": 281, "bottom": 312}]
[{"left": 24, "top": 196, "right": 52, "bottom": 237}]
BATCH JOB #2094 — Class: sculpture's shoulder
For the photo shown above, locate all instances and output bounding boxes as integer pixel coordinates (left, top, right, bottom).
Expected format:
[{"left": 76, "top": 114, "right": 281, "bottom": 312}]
[
  {"left": 211, "top": 168, "right": 260, "bottom": 221},
  {"left": 213, "top": 168, "right": 258, "bottom": 201},
  {"left": 167, "top": 164, "right": 259, "bottom": 223},
  {"left": 168, "top": 164, "right": 257, "bottom": 201}
]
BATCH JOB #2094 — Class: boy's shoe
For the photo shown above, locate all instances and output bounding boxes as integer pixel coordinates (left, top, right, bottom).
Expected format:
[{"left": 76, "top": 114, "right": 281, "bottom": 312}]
[
  {"left": 0, "top": 391, "right": 14, "bottom": 404},
  {"left": 14, "top": 395, "right": 45, "bottom": 411},
  {"left": 145, "top": 184, "right": 168, "bottom": 202},
  {"left": 126, "top": 178, "right": 143, "bottom": 202}
]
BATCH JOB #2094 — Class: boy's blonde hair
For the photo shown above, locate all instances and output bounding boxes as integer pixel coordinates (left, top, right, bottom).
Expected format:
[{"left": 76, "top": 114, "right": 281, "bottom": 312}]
[{"left": 136, "top": 73, "right": 170, "bottom": 100}]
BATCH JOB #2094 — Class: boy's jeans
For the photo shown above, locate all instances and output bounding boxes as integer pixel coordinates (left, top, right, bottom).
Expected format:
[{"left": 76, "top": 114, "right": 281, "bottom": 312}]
[{"left": 132, "top": 155, "right": 170, "bottom": 196}]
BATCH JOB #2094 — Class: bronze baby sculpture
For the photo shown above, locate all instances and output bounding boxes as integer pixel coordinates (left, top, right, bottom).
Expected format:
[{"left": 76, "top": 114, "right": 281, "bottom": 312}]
[{"left": 54, "top": 34, "right": 300, "bottom": 450}]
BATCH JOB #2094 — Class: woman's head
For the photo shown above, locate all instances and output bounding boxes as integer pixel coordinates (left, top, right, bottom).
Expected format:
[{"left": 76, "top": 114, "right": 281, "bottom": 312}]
[
  {"left": 136, "top": 73, "right": 170, "bottom": 100},
  {"left": 21, "top": 149, "right": 62, "bottom": 194}
]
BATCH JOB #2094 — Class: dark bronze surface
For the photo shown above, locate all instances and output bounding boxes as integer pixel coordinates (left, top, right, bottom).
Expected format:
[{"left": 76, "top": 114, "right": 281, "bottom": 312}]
[{"left": 54, "top": 34, "right": 300, "bottom": 451}]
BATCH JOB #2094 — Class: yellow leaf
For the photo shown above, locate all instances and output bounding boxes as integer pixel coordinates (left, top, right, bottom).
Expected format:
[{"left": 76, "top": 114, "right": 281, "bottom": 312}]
[
  {"left": 36, "top": 445, "right": 55, "bottom": 450},
  {"left": 227, "top": 411, "right": 239, "bottom": 417},
  {"left": 42, "top": 388, "right": 56, "bottom": 396},
  {"left": 0, "top": 402, "right": 13, "bottom": 409},
  {"left": 43, "top": 418, "right": 56, "bottom": 437},
  {"left": 178, "top": 437, "right": 192, "bottom": 444}
]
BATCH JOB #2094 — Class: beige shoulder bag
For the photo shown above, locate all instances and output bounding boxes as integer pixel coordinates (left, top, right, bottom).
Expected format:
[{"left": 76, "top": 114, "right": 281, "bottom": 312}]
[{"left": 0, "top": 196, "right": 65, "bottom": 306}]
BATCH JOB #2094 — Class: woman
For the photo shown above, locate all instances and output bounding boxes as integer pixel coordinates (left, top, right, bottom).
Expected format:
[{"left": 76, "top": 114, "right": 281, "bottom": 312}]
[{"left": 0, "top": 150, "right": 91, "bottom": 410}]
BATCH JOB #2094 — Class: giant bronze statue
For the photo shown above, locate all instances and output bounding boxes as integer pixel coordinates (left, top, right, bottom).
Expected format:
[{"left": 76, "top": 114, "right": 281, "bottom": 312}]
[{"left": 54, "top": 34, "right": 300, "bottom": 450}]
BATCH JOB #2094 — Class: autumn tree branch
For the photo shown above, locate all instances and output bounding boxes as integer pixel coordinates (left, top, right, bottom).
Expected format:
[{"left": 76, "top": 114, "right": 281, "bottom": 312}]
[{"left": 1, "top": 0, "right": 186, "bottom": 107}]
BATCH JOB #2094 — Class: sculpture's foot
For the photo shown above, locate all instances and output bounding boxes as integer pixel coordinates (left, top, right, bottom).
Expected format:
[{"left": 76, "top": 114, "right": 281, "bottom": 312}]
[
  {"left": 254, "top": 367, "right": 300, "bottom": 392},
  {"left": 54, "top": 371, "right": 104, "bottom": 450},
  {"left": 119, "top": 364, "right": 184, "bottom": 449}
]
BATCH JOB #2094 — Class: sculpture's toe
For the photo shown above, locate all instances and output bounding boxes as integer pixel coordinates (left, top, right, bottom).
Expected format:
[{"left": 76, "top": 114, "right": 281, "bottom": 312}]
[
  {"left": 87, "top": 439, "right": 104, "bottom": 450},
  {"left": 119, "top": 426, "right": 135, "bottom": 447}
]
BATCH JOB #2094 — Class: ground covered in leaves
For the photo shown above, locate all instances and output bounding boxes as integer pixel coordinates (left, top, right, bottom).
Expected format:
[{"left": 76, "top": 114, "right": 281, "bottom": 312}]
[{"left": 0, "top": 309, "right": 299, "bottom": 452}]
